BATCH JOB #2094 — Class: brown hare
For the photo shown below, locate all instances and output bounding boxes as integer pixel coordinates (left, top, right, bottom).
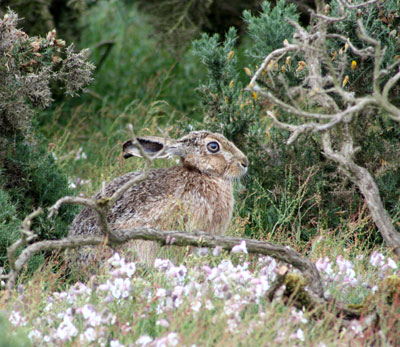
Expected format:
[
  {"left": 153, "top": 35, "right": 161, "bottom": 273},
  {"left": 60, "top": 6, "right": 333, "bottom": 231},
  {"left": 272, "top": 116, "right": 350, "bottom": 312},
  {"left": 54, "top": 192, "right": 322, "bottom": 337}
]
[{"left": 69, "top": 130, "right": 248, "bottom": 264}]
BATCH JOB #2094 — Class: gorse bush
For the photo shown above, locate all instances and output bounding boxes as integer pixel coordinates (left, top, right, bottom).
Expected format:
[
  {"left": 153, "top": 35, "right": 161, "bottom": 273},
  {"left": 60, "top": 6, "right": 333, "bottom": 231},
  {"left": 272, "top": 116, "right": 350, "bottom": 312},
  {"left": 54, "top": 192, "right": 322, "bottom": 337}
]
[
  {"left": 0, "top": 10, "right": 94, "bottom": 270},
  {"left": 191, "top": 2, "right": 326, "bottom": 241},
  {"left": 0, "top": 11, "right": 94, "bottom": 146},
  {"left": 191, "top": 0, "right": 400, "bottom": 245}
]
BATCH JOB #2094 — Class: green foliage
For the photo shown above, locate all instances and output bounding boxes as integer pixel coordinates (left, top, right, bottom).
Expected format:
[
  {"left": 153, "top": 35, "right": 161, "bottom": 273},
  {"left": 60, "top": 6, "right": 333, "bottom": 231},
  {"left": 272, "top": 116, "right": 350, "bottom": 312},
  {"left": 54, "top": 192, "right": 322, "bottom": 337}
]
[
  {"left": 0, "top": 313, "right": 31, "bottom": 347},
  {"left": 0, "top": 188, "right": 20, "bottom": 265},
  {"left": 134, "top": 0, "right": 263, "bottom": 55},
  {"left": 0, "top": 10, "right": 90, "bottom": 270},
  {"left": 191, "top": 5, "right": 326, "bottom": 241},
  {"left": 243, "top": 0, "right": 299, "bottom": 60},
  {"left": 73, "top": 1, "right": 199, "bottom": 115},
  {"left": 329, "top": 0, "right": 400, "bottom": 98},
  {"left": 0, "top": 140, "right": 78, "bottom": 269}
]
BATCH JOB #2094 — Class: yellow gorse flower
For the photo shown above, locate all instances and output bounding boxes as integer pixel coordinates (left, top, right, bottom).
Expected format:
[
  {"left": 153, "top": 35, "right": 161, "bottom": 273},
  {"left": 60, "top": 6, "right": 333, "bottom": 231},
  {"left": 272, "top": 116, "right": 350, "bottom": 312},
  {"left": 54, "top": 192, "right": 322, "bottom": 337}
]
[{"left": 342, "top": 75, "right": 349, "bottom": 87}]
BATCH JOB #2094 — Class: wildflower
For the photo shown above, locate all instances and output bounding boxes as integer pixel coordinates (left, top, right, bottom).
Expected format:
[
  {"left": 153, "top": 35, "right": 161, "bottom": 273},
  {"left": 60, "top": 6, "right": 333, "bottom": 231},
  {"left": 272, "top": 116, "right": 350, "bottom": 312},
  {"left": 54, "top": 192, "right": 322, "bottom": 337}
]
[
  {"left": 205, "top": 299, "right": 214, "bottom": 310},
  {"left": 9, "top": 311, "right": 27, "bottom": 327},
  {"left": 296, "top": 61, "right": 306, "bottom": 73},
  {"left": 110, "top": 278, "right": 132, "bottom": 299},
  {"left": 290, "top": 328, "right": 305, "bottom": 342},
  {"left": 108, "top": 252, "right": 123, "bottom": 266},
  {"left": 213, "top": 246, "right": 223, "bottom": 256},
  {"left": 291, "top": 308, "right": 308, "bottom": 324},
  {"left": 56, "top": 320, "right": 78, "bottom": 341},
  {"left": 166, "top": 332, "right": 180, "bottom": 346},
  {"left": 154, "top": 258, "right": 174, "bottom": 271},
  {"left": 75, "top": 147, "right": 87, "bottom": 160},
  {"left": 370, "top": 251, "right": 385, "bottom": 267},
  {"left": 81, "top": 327, "right": 96, "bottom": 342},
  {"left": 191, "top": 300, "right": 202, "bottom": 312},
  {"left": 384, "top": 257, "right": 397, "bottom": 270},
  {"left": 79, "top": 304, "right": 102, "bottom": 326},
  {"left": 136, "top": 335, "right": 153, "bottom": 346},
  {"left": 231, "top": 241, "right": 248, "bottom": 254},
  {"left": 342, "top": 75, "right": 349, "bottom": 87},
  {"left": 196, "top": 247, "right": 209, "bottom": 256},
  {"left": 28, "top": 329, "right": 42, "bottom": 341},
  {"left": 244, "top": 67, "right": 252, "bottom": 76},
  {"left": 315, "top": 257, "right": 334, "bottom": 276},
  {"left": 156, "top": 319, "right": 170, "bottom": 328},
  {"left": 110, "top": 340, "right": 125, "bottom": 347}
]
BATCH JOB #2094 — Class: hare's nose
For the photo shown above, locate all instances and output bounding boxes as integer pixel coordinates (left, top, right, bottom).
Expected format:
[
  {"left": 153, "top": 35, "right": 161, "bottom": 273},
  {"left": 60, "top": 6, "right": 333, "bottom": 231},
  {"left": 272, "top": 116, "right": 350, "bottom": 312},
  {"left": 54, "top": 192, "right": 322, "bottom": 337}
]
[{"left": 240, "top": 157, "right": 248, "bottom": 168}]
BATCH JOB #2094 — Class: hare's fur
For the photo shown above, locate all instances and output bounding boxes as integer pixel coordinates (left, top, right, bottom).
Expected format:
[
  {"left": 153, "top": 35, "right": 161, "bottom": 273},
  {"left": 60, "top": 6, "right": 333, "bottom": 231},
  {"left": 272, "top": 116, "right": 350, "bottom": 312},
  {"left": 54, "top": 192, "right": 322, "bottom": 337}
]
[{"left": 69, "top": 131, "right": 248, "bottom": 264}]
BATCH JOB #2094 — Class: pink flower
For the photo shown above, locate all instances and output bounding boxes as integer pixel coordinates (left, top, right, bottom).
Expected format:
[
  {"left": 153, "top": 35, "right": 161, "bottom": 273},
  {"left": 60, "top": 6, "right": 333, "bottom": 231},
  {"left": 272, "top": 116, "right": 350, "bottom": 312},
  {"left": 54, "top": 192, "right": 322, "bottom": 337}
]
[
  {"left": 136, "top": 335, "right": 153, "bottom": 346},
  {"left": 370, "top": 251, "right": 385, "bottom": 267},
  {"left": 231, "top": 241, "right": 248, "bottom": 254}
]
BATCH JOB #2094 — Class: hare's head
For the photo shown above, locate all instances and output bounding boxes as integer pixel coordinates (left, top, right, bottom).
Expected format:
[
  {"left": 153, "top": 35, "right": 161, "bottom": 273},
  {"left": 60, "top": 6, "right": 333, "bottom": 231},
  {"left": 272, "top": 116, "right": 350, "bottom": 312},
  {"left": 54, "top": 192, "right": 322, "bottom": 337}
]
[{"left": 123, "top": 131, "right": 248, "bottom": 180}]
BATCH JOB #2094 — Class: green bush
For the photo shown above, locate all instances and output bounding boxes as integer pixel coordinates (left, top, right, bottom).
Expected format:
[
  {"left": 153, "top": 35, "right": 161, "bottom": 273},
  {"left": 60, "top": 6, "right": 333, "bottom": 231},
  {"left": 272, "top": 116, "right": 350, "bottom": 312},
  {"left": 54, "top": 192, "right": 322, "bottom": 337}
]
[
  {"left": 189, "top": 0, "right": 400, "bottom": 245},
  {"left": 0, "top": 10, "right": 93, "bottom": 270}
]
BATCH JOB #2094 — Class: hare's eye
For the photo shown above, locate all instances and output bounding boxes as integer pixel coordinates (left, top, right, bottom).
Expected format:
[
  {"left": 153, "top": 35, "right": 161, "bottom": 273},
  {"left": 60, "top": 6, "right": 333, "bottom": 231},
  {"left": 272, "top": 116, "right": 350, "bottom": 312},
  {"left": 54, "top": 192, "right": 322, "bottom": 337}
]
[{"left": 206, "top": 141, "right": 220, "bottom": 153}]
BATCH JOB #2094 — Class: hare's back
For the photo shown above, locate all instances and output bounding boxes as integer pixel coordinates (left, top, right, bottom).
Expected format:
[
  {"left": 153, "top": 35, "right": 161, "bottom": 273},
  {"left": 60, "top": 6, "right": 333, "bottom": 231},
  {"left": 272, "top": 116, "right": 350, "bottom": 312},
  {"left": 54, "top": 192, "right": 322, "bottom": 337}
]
[{"left": 69, "top": 167, "right": 180, "bottom": 236}]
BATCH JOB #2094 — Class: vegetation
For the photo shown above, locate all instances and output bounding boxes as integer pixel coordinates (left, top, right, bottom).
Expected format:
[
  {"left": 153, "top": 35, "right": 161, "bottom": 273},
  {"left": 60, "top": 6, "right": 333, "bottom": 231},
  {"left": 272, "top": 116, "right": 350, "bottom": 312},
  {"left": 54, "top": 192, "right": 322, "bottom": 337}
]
[
  {"left": 1, "top": 0, "right": 400, "bottom": 345},
  {"left": 0, "top": 10, "right": 94, "bottom": 269}
]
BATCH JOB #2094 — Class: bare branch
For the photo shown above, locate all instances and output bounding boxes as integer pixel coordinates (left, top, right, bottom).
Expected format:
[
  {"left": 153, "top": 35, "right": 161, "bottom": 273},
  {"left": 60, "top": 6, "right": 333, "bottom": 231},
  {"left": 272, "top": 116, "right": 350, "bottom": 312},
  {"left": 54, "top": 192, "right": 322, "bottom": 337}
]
[
  {"left": 7, "top": 208, "right": 43, "bottom": 272},
  {"left": 248, "top": 44, "right": 299, "bottom": 89},
  {"left": 267, "top": 111, "right": 342, "bottom": 144},
  {"left": 337, "top": 0, "right": 377, "bottom": 9}
]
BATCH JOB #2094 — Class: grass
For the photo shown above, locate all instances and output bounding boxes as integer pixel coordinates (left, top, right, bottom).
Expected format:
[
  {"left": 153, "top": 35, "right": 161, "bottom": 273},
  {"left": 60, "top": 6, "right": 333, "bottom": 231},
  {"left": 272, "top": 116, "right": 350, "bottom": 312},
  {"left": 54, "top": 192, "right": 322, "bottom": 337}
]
[
  {"left": 2, "top": 243, "right": 399, "bottom": 346},
  {"left": 1, "top": 1, "right": 400, "bottom": 345}
]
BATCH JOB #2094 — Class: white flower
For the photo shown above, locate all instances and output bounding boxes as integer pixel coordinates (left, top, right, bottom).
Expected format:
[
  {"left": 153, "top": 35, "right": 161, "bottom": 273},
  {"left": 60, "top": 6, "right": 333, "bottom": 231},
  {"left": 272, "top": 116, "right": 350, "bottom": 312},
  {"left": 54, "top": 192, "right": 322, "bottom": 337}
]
[
  {"left": 80, "top": 304, "right": 102, "bottom": 326},
  {"left": 166, "top": 332, "right": 179, "bottom": 346},
  {"left": 231, "top": 241, "right": 248, "bottom": 254},
  {"left": 191, "top": 300, "right": 202, "bottom": 312},
  {"left": 156, "top": 319, "right": 170, "bottom": 328},
  {"left": 122, "top": 262, "right": 136, "bottom": 277},
  {"left": 110, "top": 340, "right": 124, "bottom": 347},
  {"left": 136, "top": 335, "right": 153, "bottom": 346},
  {"left": 9, "top": 311, "right": 26, "bottom": 327},
  {"left": 56, "top": 320, "right": 78, "bottom": 341},
  {"left": 28, "top": 329, "right": 42, "bottom": 341},
  {"left": 315, "top": 257, "right": 334, "bottom": 276},
  {"left": 75, "top": 147, "right": 87, "bottom": 160},
  {"left": 213, "top": 246, "right": 223, "bottom": 256},
  {"left": 205, "top": 300, "right": 214, "bottom": 310},
  {"left": 370, "top": 251, "right": 385, "bottom": 267},
  {"left": 385, "top": 257, "right": 398, "bottom": 270},
  {"left": 291, "top": 328, "right": 305, "bottom": 342},
  {"left": 111, "top": 278, "right": 132, "bottom": 299},
  {"left": 82, "top": 327, "right": 96, "bottom": 342}
]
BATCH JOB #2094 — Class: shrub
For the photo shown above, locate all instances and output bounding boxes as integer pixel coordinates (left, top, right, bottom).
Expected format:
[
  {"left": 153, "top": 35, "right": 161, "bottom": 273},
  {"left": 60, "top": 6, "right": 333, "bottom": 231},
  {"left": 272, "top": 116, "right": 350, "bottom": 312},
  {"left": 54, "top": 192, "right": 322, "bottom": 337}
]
[
  {"left": 0, "top": 10, "right": 94, "bottom": 270},
  {"left": 190, "top": 0, "right": 400, "bottom": 246}
]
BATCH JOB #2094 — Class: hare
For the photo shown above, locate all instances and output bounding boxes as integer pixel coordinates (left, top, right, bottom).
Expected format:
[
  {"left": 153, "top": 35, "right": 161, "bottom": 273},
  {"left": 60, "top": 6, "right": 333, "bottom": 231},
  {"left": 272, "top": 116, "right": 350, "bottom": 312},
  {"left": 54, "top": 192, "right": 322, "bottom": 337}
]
[{"left": 69, "top": 130, "right": 248, "bottom": 265}]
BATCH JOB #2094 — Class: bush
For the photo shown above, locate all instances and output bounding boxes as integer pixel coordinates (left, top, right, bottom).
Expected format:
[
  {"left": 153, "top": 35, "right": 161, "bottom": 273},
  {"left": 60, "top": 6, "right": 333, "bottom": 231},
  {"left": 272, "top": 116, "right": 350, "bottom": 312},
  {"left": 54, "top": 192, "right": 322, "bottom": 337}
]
[
  {"left": 0, "top": 10, "right": 93, "bottom": 270},
  {"left": 189, "top": 0, "right": 400, "bottom": 246}
]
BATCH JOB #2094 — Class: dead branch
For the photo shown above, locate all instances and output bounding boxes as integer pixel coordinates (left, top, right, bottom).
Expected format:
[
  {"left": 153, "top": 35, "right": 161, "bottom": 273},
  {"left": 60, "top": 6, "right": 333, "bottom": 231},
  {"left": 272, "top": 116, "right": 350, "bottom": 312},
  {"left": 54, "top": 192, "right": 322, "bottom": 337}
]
[
  {"left": 247, "top": 0, "right": 400, "bottom": 257},
  {"left": 4, "top": 225, "right": 324, "bottom": 296}
]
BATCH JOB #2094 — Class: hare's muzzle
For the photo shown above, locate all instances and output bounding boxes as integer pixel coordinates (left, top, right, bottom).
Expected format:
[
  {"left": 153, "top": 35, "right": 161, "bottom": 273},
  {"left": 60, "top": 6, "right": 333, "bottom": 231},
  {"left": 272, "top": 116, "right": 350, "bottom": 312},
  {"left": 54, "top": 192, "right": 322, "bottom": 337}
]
[{"left": 240, "top": 157, "right": 248, "bottom": 169}]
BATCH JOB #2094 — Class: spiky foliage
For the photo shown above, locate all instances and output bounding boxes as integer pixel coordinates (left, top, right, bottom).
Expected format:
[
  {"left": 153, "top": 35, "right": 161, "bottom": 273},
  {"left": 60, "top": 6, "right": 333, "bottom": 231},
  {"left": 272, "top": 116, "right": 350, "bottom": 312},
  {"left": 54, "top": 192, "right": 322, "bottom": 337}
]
[{"left": 0, "top": 10, "right": 93, "bottom": 270}]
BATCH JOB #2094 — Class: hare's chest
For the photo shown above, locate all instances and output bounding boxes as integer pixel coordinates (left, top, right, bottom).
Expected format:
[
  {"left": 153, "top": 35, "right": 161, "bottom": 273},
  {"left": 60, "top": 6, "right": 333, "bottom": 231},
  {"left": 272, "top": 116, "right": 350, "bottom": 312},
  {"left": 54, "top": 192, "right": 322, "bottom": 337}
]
[{"left": 180, "top": 178, "right": 234, "bottom": 235}]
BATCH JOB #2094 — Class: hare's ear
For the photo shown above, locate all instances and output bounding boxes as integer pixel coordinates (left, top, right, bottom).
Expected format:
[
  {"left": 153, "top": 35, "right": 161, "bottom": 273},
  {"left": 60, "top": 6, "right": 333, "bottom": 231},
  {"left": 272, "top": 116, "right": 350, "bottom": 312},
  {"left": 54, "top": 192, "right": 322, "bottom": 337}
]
[{"left": 123, "top": 136, "right": 172, "bottom": 159}]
